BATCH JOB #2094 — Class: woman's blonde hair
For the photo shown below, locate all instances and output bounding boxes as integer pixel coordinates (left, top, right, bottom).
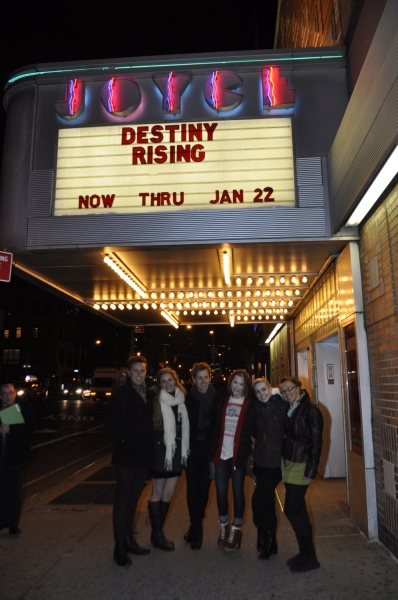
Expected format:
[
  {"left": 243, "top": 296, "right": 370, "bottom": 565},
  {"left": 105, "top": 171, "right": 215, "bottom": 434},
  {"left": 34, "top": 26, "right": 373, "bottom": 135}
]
[
  {"left": 153, "top": 367, "right": 186, "bottom": 429},
  {"left": 252, "top": 377, "right": 272, "bottom": 390}
]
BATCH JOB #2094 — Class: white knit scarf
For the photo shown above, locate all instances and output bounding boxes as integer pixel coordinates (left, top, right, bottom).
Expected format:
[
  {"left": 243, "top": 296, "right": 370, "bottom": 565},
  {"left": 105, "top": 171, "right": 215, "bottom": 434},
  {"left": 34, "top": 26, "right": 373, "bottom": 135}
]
[{"left": 159, "top": 387, "right": 190, "bottom": 470}]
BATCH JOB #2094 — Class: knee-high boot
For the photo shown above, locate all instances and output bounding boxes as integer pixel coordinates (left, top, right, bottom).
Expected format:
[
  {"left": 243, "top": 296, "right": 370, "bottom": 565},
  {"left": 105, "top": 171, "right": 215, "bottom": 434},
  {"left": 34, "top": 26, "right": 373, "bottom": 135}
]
[{"left": 148, "top": 501, "right": 174, "bottom": 551}]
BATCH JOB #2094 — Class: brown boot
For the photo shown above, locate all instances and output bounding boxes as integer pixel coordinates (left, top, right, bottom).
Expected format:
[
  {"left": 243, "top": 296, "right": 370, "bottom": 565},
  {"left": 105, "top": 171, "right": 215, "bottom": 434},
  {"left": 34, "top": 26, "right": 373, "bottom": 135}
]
[
  {"left": 225, "top": 524, "right": 242, "bottom": 552},
  {"left": 218, "top": 520, "right": 229, "bottom": 547}
]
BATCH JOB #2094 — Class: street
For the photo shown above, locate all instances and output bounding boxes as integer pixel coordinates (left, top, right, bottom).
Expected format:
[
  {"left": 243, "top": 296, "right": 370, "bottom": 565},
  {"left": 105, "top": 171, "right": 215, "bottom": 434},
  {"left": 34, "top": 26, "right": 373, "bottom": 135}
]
[{"left": 23, "top": 397, "right": 112, "bottom": 500}]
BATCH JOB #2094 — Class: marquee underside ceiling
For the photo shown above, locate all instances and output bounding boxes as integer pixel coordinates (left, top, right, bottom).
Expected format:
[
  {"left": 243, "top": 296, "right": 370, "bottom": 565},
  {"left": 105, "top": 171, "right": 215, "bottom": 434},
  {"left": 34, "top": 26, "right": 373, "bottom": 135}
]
[{"left": 12, "top": 238, "right": 350, "bottom": 334}]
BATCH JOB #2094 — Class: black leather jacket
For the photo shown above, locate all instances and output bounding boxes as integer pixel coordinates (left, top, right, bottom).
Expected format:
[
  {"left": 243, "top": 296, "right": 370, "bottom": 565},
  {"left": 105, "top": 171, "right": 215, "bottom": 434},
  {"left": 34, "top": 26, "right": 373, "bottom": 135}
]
[{"left": 282, "top": 391, "right": 323, "bottom": 480}]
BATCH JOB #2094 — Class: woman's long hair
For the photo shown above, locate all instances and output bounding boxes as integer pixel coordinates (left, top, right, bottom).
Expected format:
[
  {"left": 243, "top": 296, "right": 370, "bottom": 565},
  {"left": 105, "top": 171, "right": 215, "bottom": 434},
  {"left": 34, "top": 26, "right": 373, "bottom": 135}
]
[
  {"left": 226, "top": 369, "right": 251, "bottom": 398},
  {"left": 153, "top": 367, "right": 186, "bottom": 429}
]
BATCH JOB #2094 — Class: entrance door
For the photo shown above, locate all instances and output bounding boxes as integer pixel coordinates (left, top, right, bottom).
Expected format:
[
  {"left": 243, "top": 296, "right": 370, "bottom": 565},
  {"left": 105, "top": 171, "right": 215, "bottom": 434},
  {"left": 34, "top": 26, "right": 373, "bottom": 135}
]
[
  {"left": 316, "top": 332, "right": 347, "bottom": 478},
  {"left": 297, "top": 348, "right": 311, "bottom": 395}
]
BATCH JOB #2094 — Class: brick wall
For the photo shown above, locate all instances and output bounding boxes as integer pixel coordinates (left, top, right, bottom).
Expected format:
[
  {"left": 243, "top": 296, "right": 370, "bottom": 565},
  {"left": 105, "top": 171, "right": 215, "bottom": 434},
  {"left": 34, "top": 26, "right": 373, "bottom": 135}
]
[{"left": 360, "top": 183, "right": 398, "bottom": 558}]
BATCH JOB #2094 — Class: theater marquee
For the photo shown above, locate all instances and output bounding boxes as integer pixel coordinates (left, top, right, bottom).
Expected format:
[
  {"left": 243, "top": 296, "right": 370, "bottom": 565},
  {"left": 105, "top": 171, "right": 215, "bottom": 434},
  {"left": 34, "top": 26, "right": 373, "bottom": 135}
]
[{"left": 54, "top": 117, "right": 295, "bottom": 216}]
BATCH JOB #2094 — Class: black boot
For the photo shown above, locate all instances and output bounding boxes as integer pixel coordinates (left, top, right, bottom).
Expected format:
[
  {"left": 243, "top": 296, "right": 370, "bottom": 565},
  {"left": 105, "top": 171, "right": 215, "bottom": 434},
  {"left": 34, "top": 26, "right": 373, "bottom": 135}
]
[
  {"left": 289, "top": 533, "right": 320, "bottom": 572},
  {"left": 126, "top": 532, "right": 150, "bottom": 555},
  {"left": 257, "top": 527, "right": 266, "bottom": 551},
  {"left": 159, "top": 500, "right": 175, "bottom": 549},
  {"left": 258, "top": 531, "right": 274, "bottom": 560},
  {"left": 184, "top": 524, "right": 194, "bottom": 542},
  {"left": 114, "top": 541, "right": 132, "bottom": 566},
  {"left": 270, "top": 531, "right": 278, "bottom": 555},
  {"left": 191, "top": 522, "right": 203, "bottom": 550},
  {"left": 148, "top": 501, "right": 174, "bottom": 551}
]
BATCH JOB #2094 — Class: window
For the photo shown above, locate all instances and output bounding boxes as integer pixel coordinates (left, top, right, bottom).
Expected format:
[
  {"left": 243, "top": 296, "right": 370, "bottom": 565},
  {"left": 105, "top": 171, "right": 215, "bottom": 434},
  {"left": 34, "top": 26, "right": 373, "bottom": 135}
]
[
  {"left": 3, "top": 349, "right": 20, "bottom": 364},
  {"left": 16, "top": 327, "right": 22, "bottom": 338},
  {"left": 3, "top": 329, "right": 9, "bottom": 339},
  {"left": 33, "top": 327, "right": 39, "bottom": 339}
]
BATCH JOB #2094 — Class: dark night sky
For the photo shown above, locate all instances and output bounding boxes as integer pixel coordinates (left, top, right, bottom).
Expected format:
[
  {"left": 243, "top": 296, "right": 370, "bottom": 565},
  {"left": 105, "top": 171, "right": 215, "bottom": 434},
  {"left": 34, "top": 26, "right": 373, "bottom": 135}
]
[{"left": 0, "top": 1, "right": 278, "bottom": 151}]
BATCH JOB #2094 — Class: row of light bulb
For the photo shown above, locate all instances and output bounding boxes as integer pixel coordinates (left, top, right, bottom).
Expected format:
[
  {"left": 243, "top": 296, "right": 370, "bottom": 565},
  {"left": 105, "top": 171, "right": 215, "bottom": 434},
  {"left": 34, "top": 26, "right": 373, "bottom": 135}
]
[
  {"left": 148, "top": 289, "right": 302, "bottom": 299},
  {"left": 93, "top": 299, "right": 295, "bottom": 311},
  {"left": 235, "top": 276, "right": 308, "bottom": 285},
  {"left": 93, "top": 303, "right": 288, "bottom": 316}
]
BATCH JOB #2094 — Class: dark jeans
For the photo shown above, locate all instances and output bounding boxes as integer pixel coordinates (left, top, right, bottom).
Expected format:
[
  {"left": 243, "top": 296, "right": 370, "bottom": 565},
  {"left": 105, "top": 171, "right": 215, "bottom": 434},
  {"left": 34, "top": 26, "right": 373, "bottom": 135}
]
[
  {"left": 0, "top": 464, "right": 23, "bottom": 529},
  {"left": 251, "top": 464, "right": 282, "bottom": 532},
  {"left": 186, "top": 456, "right": 212, "bottom": 526},
  {"left": 113, "top": 465, "right": 148, "bottom": 542},
  {"left": 284, "top": 482, "right": 311, "bottom": 538},
  {"left": 215, "top": 458, "right": 246, "bottom": 524}
]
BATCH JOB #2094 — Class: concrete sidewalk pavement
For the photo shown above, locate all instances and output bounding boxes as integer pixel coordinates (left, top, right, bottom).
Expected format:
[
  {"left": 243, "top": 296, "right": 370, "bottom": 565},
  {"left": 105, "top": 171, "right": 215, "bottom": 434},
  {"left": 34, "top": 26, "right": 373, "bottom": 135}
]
[{"left": 1, "top": 456, "right": 397, "bottom": 600}]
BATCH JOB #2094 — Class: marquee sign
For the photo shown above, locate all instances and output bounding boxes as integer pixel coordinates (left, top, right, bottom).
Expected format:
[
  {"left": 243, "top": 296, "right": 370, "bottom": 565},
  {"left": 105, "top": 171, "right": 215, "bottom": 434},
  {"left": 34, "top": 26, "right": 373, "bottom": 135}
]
[{"left": 54, "top": 117, "right": 295, "bottom": 215}]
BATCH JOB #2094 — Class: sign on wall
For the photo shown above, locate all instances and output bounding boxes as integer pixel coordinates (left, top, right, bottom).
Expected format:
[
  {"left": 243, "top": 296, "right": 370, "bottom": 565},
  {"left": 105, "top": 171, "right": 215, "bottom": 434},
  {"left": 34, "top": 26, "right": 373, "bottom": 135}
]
[
  {"left": 0, "top": 251, "right": 13, "bottom": 282},
  {"left": 54, "top": 117, "right": 295, "bottom": 215}
]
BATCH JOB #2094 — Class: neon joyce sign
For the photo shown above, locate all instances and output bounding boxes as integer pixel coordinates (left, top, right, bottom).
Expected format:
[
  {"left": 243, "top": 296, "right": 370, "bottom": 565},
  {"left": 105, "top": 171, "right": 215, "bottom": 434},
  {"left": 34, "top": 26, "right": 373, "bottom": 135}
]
[{"left": 54, "top": 67, "right": 295, "bottom": 120}]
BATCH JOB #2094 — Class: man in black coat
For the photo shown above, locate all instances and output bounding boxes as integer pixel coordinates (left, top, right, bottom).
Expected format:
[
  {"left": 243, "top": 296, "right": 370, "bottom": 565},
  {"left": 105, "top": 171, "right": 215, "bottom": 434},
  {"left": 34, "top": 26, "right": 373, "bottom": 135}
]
[
  {"left": 105, "top": 355, "right": 154, "bottom": 566},
  {"left": 0, "top": 383, "right": 37, "bottom": 535},
  {"left": 184, "top": 362, "right": 221, "bottom": 549}
]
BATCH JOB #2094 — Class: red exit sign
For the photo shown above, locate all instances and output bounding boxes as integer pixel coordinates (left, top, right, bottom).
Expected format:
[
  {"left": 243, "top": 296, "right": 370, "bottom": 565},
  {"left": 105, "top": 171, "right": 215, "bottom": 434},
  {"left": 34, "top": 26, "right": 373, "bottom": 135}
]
[{"left": 0, "top": 251, "right": 12, "bottom": 282}]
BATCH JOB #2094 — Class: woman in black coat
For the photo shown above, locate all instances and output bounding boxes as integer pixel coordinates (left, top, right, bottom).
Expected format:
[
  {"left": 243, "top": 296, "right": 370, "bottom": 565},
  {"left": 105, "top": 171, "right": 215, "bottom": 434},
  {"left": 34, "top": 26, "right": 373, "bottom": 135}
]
[
  {"left": 280, "top": 376, "right": 323, "bottom": 573},
  {"left": 251, "top": 378, "right": 288, "bottom": 559}
]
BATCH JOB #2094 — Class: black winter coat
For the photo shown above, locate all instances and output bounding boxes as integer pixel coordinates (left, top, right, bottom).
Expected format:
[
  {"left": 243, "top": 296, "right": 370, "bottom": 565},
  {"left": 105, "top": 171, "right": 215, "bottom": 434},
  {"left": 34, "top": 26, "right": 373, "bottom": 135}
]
[
  {"left": 253, "top": 395, "right": 288, "bottom": 469},
  {"left": 185, "top": 387, "right": 221, "bottom": 461},
  {"left": 282, "top": 391, "right": 323, "bottom": 479},
  {"left": 105, "top": 377, "right": 154, "bottom": 469},
  {"left": 1, "top": 399, "right": 36, "bottom": 468}
]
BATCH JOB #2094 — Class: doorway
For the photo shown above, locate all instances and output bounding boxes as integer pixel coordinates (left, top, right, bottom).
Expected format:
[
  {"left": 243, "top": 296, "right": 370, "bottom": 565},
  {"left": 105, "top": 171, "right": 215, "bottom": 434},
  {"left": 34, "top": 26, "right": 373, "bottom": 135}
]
[{"left": 315, "top": 332, "right": 347, "bottom": 478}]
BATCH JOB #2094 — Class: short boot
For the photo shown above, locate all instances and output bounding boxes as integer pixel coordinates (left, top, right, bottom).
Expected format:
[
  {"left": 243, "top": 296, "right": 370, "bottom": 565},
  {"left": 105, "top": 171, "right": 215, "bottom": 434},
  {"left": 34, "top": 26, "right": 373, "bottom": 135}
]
[
  {"left": 148, "top": 501, "right": 174, "bottom": 552},
  {"left": 126, "top": 532, "right": 150, "bottom": 555},
  {"left": 225, "top": 524, "right": 242, "bottom": 552},
  {"left": 113, "top": 541, "right": 132, "bottom": 566},
  {"left": 218, "top": 520, "right": 229, "bottom": 548},
  {"left": 270, "top": 532, "right": 278, "bottom": 555},
  {"left": 258, "top": 530, "right": 274, "bottom": 560},
  {"left": 290, "top": 534, "right": 320, "bottom": 572}
]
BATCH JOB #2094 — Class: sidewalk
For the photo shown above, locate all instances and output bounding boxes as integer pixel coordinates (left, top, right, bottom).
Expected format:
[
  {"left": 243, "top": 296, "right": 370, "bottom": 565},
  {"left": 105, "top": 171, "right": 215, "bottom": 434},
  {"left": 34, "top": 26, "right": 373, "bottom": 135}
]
[{"left": 1, "top": 456, "right": 397, "bottom": 600}]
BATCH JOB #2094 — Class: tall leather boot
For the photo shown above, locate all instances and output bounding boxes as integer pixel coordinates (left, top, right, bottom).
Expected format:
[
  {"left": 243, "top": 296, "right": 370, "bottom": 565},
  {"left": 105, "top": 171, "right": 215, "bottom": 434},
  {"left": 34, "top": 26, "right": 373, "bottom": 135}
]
[
  {"left": 148, "top": 501, "right": 174, "bottom": 551},
  {"left": 113, "top": 540, "right": 132, "bottom": 566},
  {"left": 257, "top": 527, "right": 266, "bottom": 551},
  {"left": 159, "top": 500, "right": 175, "bottom": 549}
]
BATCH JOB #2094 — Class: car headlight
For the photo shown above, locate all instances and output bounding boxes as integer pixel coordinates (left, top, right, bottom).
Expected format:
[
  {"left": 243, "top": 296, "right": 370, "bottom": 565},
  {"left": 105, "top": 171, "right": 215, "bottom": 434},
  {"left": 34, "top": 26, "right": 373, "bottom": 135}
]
[
  {"left": 75, "top": 388, "right": 82, "bottom": 394},
  {"left": 64, "top": 389, "right": 69, "bottom": 394},
  {"left": 17, "top": 390, "right": 24, "bottom": 396}
]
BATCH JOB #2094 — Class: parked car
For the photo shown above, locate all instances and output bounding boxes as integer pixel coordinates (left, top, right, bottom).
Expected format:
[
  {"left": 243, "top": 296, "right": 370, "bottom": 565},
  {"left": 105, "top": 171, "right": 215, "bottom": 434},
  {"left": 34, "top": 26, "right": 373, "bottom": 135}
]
[{"left": 14, "top": 380, "right": 48, "bottom": 403}]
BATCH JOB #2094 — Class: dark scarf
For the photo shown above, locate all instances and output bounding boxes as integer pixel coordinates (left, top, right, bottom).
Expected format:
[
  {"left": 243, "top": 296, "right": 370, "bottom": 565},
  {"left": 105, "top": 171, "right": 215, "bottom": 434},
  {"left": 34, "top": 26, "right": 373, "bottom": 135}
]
[
  {"left": 256, "top": 393, "right": 285, "bottom": 418},
  {"left": 191, "top": 383, "right": 215, "bottom": 441}
]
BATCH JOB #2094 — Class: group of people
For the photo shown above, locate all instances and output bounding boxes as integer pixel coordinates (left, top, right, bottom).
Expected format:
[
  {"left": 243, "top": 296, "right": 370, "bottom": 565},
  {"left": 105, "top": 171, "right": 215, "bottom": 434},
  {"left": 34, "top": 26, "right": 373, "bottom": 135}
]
[{"left": 105, "top": 355, "right": 324, "bottom": 574}]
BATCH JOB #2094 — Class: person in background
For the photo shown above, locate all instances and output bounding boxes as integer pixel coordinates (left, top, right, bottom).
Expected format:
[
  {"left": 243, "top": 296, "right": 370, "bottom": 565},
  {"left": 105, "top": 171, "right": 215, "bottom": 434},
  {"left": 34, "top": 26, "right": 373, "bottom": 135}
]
[
  {"left": 279, "top": 376, "right": 323, "bottom": 572},
  {"left": 184, "top": 362, "right": 220, "bottom": 549},
  {"left": 210, "top": 369, "right": 256, "bottom": 552},
  {"left": 0, "top": 383, "right": 36, "bottom": 536},
  {"left": 251, "top": 378, "right": 288, "bottom": 559},
  {"left": 106, "top": 355, "right": 154, "bottom": 567},
  {"left": 148, "top": 367, "right": 189, "bottom": 551}
]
